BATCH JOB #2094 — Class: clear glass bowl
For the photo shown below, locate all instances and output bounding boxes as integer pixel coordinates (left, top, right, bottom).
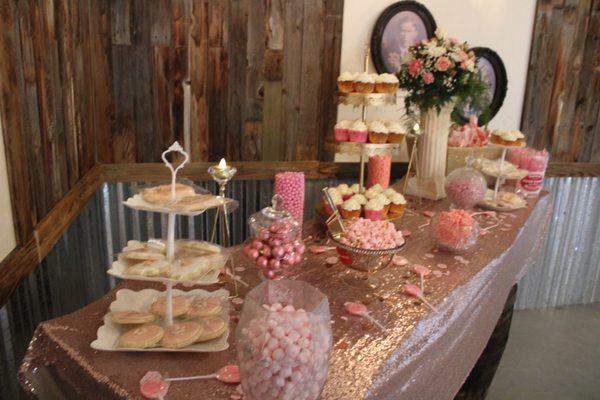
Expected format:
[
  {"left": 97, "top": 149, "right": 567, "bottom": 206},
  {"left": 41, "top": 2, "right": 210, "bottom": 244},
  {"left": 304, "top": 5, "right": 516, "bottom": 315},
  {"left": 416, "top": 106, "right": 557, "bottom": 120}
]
[
  {"left": 444, "top": 156, "right": 487, "bottom": 209},
  {"left": 236, "top": 279, "right": 332, "bottom": 400},
  {"left": 431, "top": 211, "right": 480, "bottom": 253}
]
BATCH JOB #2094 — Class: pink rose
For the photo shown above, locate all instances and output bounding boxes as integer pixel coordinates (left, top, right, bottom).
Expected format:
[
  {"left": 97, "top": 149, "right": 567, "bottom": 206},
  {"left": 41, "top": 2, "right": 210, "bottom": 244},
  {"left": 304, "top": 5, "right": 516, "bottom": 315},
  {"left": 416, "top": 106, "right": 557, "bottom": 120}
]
[
  {"left": 408, "top": 59, "right": 424, "bottom": 77},
  {"left": 423, "top": 72, "right": 434, "bottom": 84},
  {"left": 435, "top": 56, "right": 451, "bottom": 72},
  {"left": 449, "top": 37, "right": 460, "bottom": 44},
  {"left": 458, "top": 50, "right": 468, "bottom": 61}
]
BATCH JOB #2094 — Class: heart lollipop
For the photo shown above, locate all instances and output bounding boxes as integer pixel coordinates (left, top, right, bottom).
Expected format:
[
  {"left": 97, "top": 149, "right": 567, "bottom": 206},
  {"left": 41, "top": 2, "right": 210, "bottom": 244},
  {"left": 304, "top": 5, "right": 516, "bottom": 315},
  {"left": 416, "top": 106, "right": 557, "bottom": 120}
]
[
  {"left": 344, "top": 302, "right": 387, "bottom": 332},
  {"left": 412, "top": 264, "right": 431, "bottom": 292},
  {"left": 140, "top": 371, "right": 170, "bottom": 400},
  {"left": 403, "top": 284, "right": 437, "bottom": 312}
]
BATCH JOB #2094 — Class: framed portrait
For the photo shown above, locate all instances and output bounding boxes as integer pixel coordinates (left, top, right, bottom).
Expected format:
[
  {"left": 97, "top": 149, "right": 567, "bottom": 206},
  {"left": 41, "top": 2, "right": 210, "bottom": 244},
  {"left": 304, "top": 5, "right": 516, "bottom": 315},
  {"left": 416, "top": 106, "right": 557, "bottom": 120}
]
[
  {"left": 454, "top": 47, "right": 508, "bottom": 126},
  {"left": 371, "top": 1, "right": 437, "bottom": 74}
]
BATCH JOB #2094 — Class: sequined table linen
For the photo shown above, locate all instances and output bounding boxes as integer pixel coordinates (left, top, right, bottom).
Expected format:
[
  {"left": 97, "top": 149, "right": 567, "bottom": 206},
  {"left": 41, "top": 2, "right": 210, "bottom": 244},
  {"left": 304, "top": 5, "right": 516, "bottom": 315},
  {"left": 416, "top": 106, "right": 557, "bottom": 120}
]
[{"left": 19, "top": 194, "right": 552, "bottom": 400}]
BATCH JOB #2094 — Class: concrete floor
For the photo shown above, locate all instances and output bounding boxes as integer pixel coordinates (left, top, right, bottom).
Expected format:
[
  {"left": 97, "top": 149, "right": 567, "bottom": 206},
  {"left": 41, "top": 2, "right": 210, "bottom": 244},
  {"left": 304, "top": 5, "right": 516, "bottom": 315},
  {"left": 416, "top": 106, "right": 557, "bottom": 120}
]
[{"left": 487, "top": 303, "right": 600, "bottom": 400}]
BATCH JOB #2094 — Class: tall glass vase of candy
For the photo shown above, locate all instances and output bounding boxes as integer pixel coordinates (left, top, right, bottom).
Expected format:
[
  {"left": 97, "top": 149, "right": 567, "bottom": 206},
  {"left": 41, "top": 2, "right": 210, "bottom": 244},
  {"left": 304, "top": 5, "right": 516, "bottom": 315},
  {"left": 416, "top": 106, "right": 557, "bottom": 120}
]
[
  {"left": 95, "top": 142, "right": 240, "bottom": 353},
  {"left": 243, "top": 195, "right": 306, "bottom": 280}
]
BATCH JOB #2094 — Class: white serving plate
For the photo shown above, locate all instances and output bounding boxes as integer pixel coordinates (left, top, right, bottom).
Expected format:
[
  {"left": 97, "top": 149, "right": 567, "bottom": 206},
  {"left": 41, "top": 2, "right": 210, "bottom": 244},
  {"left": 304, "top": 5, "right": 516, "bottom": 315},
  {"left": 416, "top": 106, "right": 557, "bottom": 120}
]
[
  {"left": 91, "top": 288, "right": 230, "bottom": 352},
  {"left": 123, "top": 194, "right": 239, "bottom": 216},
  {"left": 107, "top": 259, "right": 223, "bottom": 285}
]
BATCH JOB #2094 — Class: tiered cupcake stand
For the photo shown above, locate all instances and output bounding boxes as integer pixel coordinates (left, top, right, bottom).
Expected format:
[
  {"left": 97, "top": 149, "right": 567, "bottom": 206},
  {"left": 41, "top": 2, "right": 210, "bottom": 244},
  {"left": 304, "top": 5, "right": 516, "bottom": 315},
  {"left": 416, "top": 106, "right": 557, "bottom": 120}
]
[
  {"left": 93, "top": 142, "right": 238, "bottom": 352},
  {"left": 336, "top": 48, "right": 402, "bottom": 191}
]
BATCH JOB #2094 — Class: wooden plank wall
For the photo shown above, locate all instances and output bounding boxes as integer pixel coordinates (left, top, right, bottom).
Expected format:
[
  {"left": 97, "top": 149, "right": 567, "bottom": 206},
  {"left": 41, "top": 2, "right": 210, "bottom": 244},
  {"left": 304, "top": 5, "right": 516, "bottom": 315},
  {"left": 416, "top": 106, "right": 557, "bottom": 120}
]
[
  {"left": 0, "top": 0, "right": 110, "bottom": 244},
  {"left": 522, "top": 0, "right": 600, "bottom": 162},
  {"left": 104, "top": 0, "right": 343, "bottom": 163},
  {"left": 0, "top": 0, "right": 343, "bottom": 244}
]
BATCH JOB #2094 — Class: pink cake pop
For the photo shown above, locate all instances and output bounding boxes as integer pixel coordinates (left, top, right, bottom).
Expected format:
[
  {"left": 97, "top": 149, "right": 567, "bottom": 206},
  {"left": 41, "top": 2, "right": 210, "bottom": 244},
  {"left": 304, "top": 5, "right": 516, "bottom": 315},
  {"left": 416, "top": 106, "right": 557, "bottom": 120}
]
[
  {"left": 403, "top": 284, "right": 437, "bottom": 312},
  {"left": 344, "top": 302, "right": 387, "bottom": 332}
]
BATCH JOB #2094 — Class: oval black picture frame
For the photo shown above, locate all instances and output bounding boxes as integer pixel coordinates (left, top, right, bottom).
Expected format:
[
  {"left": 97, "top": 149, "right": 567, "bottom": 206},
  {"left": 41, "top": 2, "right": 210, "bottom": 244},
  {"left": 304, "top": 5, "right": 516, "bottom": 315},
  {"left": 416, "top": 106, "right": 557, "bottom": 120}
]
[
  {"left": 371, "top": 1, "right": 437, "bottom": 74},
  {"left": 454, "top": 47, "right": 508, "bottom": 126}
]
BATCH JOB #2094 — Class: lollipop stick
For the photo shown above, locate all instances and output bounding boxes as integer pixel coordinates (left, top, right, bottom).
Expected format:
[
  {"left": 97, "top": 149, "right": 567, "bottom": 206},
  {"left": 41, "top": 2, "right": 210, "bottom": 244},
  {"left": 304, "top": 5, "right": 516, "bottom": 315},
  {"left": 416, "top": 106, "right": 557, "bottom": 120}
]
[
  {"left": 166, "top": 374, "right": 217, "bottom": 382},
  {"left": 417, "top": 295, "right": 438, "bottom": 312},
  {"left": 364, "top": 313, "right": 387, "bottom": 332},
  {"left": 420, "top": 274, "right": 424, "bottom": 292}
]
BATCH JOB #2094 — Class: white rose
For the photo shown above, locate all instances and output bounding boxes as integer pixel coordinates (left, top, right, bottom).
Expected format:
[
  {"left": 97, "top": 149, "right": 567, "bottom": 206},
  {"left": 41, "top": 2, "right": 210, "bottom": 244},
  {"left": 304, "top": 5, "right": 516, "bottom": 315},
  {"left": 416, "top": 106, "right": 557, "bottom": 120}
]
[
  {"left": 450, "top": 51, "right": 463, "bottom": 62},
  {"left": 427, "top": 46, "right": 446, "bottom": 57},
  {"left": 435, "top": 27, "right": 446, "bottom": 40}
]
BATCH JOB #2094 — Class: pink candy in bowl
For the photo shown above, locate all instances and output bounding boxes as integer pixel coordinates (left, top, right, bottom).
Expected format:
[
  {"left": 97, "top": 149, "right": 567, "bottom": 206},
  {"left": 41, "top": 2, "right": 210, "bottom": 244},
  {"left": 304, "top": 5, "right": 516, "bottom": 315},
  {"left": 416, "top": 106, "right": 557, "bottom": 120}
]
[{"left": 236, "top": 279, "right": 332, "bottom": 400}]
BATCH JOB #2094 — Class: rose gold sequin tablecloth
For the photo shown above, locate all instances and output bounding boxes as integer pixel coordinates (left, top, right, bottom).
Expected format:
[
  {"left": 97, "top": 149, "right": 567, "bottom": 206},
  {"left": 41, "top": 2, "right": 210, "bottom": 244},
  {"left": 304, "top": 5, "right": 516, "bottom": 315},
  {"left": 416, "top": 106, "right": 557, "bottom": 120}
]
[{"left": 19, "top": 194, "right": 552, "bottom": 400}]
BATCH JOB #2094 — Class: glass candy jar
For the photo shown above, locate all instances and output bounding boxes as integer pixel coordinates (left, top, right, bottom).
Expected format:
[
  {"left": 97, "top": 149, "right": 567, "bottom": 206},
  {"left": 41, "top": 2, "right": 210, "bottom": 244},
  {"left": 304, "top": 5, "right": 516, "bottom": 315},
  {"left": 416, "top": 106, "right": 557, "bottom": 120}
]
[
  {"left": 444, "top": 155, "right": 487, "bottom": 209},
  {"left": 431, "top": 209, "right": 480, "bottom": 253},
  {"left": 243, "top": 195, "right": 306, "bottom": 279},
  {"left": 236, "top": 279, "right": 332, "bottom": 400}
]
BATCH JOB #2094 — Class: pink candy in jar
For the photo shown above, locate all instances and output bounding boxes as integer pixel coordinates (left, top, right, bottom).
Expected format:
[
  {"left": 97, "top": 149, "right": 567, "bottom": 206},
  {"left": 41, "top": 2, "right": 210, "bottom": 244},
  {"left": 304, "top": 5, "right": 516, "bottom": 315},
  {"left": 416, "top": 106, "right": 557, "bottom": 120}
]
[
  {"left": 237, "top": 280, "right": 332, "bottom": 400},
  {"left": 245, "top": 195, "right": 305, "bottom": 279},
  {"left": 444, "top": 156, "right": 487, "bottom": 209},
  {"left": 508, "top": 148, "right": 549, "bottom": 197},
  {"left": 367, "top": 154, "right": 392, "bottom": 189},
  {"left": 431, "top": 209, "right": 479, "bottom": 253},
  {"left": 274, "top": 171, "right": 305, "bottom": 225}
]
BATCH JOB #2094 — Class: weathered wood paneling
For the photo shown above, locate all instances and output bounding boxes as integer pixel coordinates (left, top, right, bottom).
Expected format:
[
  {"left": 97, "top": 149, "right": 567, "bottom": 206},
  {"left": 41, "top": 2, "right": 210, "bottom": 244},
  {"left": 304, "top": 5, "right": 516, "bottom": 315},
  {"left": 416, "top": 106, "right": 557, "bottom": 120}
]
[{"left": 522, "top": 0, "right": 600, "bottom": 162}]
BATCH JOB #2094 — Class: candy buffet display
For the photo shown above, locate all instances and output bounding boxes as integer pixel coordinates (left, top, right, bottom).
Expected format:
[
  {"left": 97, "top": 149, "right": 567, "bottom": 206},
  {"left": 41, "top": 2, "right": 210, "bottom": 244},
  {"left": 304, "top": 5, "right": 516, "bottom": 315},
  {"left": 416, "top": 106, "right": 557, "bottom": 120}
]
[
  {"left": 508, "top": 147, "right": 549, "bottom": 197},
  {"left": 91, "top": 288, "right": 230, "bottom": 352},
  {"left": 431, "top": 210, "right": 480, "bottom": 253},
  {"left": 237, "top": 280, "right": 332, "bottom": 400},
  {"left": 444, "top": 157, "right": 487, "bottom": 209},
  {"left": 244, "top": 195, "right": 306, "bottom": 279}
]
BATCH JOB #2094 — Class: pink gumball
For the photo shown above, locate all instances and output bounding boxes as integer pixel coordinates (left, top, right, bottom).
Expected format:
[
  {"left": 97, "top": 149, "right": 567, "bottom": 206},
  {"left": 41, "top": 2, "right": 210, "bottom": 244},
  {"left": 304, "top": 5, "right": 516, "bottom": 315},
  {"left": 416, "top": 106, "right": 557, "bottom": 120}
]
[
  {"left": 293, "top": 253, "right": 302, "bottom": 264},
  {"left": 272, "top": 246, "right": 285, "bottom": 259},
  {"left": 294, "top": 243, "right": 306, "bottom": 254},
  {"left": 249, "top": 249, "right": 259, "bottom": 260},
  {"left": 251, "top": 240, "right": 263, "bottom": 250},
  {"left": 268, "top": 259, "right": 281, "bottom": 270},
  {"left": 261, "top": 246, "right": 272, "bottom": 257},
  {"left": 258, "top": 229, "right": 270, "bottom": 240},
  {"left": 257, "top": 257, "right": 268, "bottom": 269},
  {"left": 270, "top": 239, "right": 282, "bottom": 247},
  {"left": 283, "top": 243, "right": 294, "bottom": 253}
]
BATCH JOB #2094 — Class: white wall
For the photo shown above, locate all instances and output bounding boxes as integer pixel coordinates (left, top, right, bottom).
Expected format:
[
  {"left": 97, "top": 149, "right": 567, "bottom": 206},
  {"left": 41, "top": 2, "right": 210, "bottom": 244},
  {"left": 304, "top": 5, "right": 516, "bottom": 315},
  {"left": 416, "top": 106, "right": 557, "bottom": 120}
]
[
  {"left": 0, "top": 118, "right": 16, "bottom": 259},
  {"left": 337, "top": 0, "right": 537, "bottom": 161}
]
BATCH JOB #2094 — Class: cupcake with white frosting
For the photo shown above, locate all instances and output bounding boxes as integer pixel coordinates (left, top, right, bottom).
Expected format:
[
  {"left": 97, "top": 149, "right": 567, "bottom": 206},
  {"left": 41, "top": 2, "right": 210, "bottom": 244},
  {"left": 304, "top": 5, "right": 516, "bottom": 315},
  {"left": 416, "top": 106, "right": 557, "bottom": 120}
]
[
  {"left": 375, "top": 73, "right": 399, "bottom": 93},
  {"left": 367, "top": 120, "right": 389, "bottom": 144},
  {"left": 364, "top": 198, "right": 384, "bottom": 221},
  {"left": 322, "top": 187, "right": 343, "bottom": 215},
  {"left": 388, "top": 192, "right": 406, "bottom": 216},
  {"left": 490, "top": 129, "right": 525, "bottom": 147},
  {"left": 337, "top": 71, "right": 357, "bottom": 93},
  {"left": 333, "top": 120, "right": 352, "bottom": 142},
  {"left": 386, "top": 121, "right": 406, "bottom": 144},
  {"left": 349, "top": 183, "right": 361, "bottom": 194},
  {"left": 355, "top": 72, "right": 375, "bottom": 93},
  {"left": 337, "top": 183, "right": 354, "bottom": 200},
  {"left": 340, "top": 197, "right": 361, "bottom": 219},
  {"left": 348, "top": 120, "right": 368, "bottom": 143},
  {"left": 374, "top": 193, "right": 392, "bottom": 217}
]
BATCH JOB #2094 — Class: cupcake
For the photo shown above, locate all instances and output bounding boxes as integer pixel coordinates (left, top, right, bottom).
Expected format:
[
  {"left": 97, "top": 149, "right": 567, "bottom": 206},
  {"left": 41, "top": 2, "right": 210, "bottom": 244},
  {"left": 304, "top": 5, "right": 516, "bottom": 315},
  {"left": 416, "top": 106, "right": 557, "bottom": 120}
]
[
  {"left": 349, "top": 183, "right": 361, "bottom": 194},
  {"left": 351, "top": 193, "right": 367, "bottom": 214},
  {"left": 490, "top": 129, "right": 525, "bottom": 147},
  {"left": 364, "top": 186, "right": 380, "bottom": 200},
  {"left": 374, "top": 73, "right": 399, "bottom": 93},
  {"left": 386, "top": 121, "right": 406, "bottom": 144},
  {"left": 382, "top": 188, "right": 397, "bottom": 198},
  {"left": 337, "top": 72, "right": 356, "bottom": 93},
  {"left": 364, "top": 199, "right": 384, "bottom": 221},
  {"left": 367, "top": 120, "right": 389, "bottom": 144},
  {"left": 354, "top": 72, "right": 375, "bottom": 93},
  {"left": 323, "top": 188, "right": 343, "bottom": 215},
  {"left": 333, "top": 120, "right": 352, "bottom": 142},
  {"left": 340, "top": 197, "right": 361, "bottom": 219},
  {"left": 348, "top": 120, "right": 368, "bottom": 143},
  {"left": 337, "top": 183, "right": 353, "bottom": 200},
  {"left": 374, "top": 193, "right": 391, "bottom": 217},
  {"left": 370, "top": 183, "right": 384, "bottom": 193},
  {"left": 388, "top": 192, "right": 406, "bottom": 216}
]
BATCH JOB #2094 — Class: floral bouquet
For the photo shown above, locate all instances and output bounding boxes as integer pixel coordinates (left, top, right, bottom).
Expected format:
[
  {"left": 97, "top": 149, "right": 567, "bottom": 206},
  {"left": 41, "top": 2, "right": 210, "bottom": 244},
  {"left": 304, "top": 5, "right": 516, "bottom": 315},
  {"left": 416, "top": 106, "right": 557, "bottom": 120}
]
[{"left": 397, "top": 29, "right": 487, "bottom": 114}]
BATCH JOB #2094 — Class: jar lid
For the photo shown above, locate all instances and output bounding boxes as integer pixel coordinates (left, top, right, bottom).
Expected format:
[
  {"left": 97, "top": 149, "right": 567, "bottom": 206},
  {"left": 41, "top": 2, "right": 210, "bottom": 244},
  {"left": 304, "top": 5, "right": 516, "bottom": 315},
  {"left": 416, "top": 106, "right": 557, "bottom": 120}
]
[{"left": 248, "top": 195, "right": 300, "bottom": 235}]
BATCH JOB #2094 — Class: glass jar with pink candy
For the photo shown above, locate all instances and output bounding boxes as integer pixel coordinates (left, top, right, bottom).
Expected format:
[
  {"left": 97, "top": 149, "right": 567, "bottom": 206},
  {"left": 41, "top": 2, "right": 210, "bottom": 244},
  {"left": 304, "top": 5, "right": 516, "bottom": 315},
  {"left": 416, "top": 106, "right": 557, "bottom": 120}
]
[
  {"left": 236, "top": 279, "right": 332, "bottom": 400},
  {"left": 431, "top": 209, "right": 480, "bottom": 253},
  {"left": 508, "top": 148, "right": 549, "bottom": 197},
  {"left": 243, "top": 195, "right": 306, "bottom": 280},
  {"left": 444, "top": 155, "right": 487, "bottom": 209}
]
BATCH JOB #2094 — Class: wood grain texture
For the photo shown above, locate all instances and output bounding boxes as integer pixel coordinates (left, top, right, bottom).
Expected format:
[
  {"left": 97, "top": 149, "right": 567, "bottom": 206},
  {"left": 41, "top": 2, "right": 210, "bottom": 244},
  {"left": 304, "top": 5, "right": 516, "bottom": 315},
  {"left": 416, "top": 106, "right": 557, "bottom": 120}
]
[{"left": 522, "top": 0, "right": 599, "bottom": 162}]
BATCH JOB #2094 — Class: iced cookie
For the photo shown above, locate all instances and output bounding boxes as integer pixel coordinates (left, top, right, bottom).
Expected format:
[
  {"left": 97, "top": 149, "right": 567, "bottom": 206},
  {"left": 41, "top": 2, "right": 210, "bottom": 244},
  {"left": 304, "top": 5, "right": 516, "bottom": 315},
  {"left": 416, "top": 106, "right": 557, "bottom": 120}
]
[
  {"left": 109, "top": 311, "right": 156, "bottom": 325},
  {"left": 161, "top": 321, "right": 204, "bottom": 349},
  {"left": 120, "top": 248, "right": 166, "bottom": 262},
  {"left": 196, "top": 317, "right": 228, "bottom": 342},
  {"left": 141, "top": 183, "right": 196, "bottom": 205},
  {"left": 170, "top": 195, "right": 224, "bottom": 212},
  {"left": 150, "top": 296, "right": 191, "bottom": 317},
  {"left": 169, "top": 258, "right": 211, "bottom": 281},
  {"left": 186, "top": 297, "right": 223, "bottom": 318},
  {"left": 126, "top": 259, "right": 170, "bottom": 277},
  {"left": 119, "top": 324, "right": 164, "bottom": 349},
  {"left": 176, "top": 240, "right": 222, "bottom": 255}
]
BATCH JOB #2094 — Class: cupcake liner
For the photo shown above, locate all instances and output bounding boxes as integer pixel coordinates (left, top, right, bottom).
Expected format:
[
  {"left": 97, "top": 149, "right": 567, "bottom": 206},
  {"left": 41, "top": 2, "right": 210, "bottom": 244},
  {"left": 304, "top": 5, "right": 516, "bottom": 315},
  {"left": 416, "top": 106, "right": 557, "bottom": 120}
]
[
  {"left": 334, "top": 128, "right": 349, "bottom": 142},
  {"left": 340, "top": 209, "right": 360, "bottom": 219},
  {"left": 348, "top": 130, "right": 368, "bottom": 143},
  {"left": 364, "top": 209, "right": 383, "bottom": 221},
  {"left": 389, "top": 203, "right": 405, "bottom": 217},
  {"left": 337, "top": 81, "right": 355, "bottom": 93},
  {"left": 354, "top": 82, "right": 374, "bottom": 94},
  {"left": 368, "top": 132, "right": 388, "bottom": 144},
  {"left": 387, "top": 133, "right": 405, "bottom": 144},
  {"left": 374, "top": 83, "right": 398, "bottom": 93}
]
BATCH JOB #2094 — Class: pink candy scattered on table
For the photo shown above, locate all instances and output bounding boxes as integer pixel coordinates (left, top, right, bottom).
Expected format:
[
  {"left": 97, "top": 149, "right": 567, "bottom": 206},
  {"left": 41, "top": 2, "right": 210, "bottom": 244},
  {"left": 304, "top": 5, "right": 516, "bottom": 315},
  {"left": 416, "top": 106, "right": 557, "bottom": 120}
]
[
  {"left": 367, "top": 154, "right": 392, "bottom": 189},
  {"left": 337, "top": 218, "right": 404, "bottom": 250},
  {"left": 243, "top": 220, "right": 306, "bottom": 279},
  {"left": 238, "top": 302, "right": 331, "bottom": 400},
  {"left": 274, "top": 172, "right": 305, "bottom": 225}
]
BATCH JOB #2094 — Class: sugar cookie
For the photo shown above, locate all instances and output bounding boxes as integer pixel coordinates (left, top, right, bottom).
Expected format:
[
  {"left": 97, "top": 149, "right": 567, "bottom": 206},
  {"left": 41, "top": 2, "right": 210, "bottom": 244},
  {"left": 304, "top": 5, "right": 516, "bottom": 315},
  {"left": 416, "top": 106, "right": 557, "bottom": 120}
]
[
  {"left": 119, "top": 324, "right": 164, "bottom": 348},
  {"left": 161, "top": 321, "right": 204, "bottom": 349},
  {"left": 170, "top": 195, "right": 224, "bottom": 212},
  {"left": 196, "top": 317, "right": 228, "bottom": 342},
  {"left": 141, "top": 183, "right": 196, "bottom": 205},
  {"left": 176, "top": 240, "right": 222, "bottom": 255},
  {"left": 186, "top": 297, "right": 223, "bottom": 318},
  {"left": 150, "top": 296, "right": 190, "bottom": 317},
  {"left": 126, "top": 259, "right": 170, "bottom": 277},
  {"left": 169, "top": 258, "right": 211, "bottom": 281},
  {"left": 109, "top": 311, "right": 156, "bottom": 325}
]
